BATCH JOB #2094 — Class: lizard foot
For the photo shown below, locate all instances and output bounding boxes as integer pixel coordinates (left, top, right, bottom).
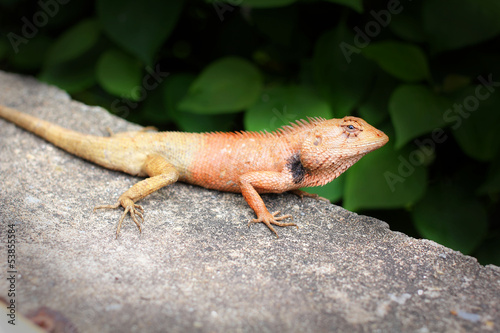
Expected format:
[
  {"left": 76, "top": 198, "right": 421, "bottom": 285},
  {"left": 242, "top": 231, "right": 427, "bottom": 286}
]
[
  {"left": 94, "top": 200, "right": 144, "bottom": 238},
  {"left": 291, "top": 189, "right": 330, "bottom": 202},
  {"left": 248, "top": 211, "right": 297, "bottom": 238}
]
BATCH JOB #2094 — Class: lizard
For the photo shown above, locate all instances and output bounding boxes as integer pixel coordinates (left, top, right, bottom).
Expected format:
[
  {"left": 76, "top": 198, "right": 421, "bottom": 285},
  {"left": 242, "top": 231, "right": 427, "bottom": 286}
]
[{"left": 0, "top": 104, "right": 389, "bottom": 237}]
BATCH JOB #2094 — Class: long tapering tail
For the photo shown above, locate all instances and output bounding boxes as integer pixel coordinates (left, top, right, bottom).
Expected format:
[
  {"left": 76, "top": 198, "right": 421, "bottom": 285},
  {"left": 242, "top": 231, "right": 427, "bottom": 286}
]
[{"left": 0, "top": 105, "right": 114, "bottom": 167}]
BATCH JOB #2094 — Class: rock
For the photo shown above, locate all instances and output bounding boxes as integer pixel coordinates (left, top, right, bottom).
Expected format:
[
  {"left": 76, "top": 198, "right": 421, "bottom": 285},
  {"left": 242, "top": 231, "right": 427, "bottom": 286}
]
[{"left": 0, "top": 71, "right": 499, "bottom": 332}]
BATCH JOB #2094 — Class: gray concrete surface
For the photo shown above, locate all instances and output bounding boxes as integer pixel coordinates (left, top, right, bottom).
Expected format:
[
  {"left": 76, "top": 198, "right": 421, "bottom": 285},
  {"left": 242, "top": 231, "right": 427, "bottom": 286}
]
[{"left": 0, "top": 71, "right": 499, "bottom": 332}]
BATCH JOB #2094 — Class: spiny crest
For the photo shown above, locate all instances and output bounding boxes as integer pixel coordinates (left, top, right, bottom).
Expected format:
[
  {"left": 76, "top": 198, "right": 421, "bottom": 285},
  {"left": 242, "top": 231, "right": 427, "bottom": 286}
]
[
  {"left": 206, "top": 116, "right": 327, "bottom": 139},
  {"left": 276, "top": 116, "right": 326, "bottom": 136}
]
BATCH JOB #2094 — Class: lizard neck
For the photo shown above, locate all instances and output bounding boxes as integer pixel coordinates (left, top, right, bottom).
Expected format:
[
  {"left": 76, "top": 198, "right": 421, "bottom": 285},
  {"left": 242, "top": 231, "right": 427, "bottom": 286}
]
[{"left": 299, "top": 155, "right": 363, "bottom": 188}]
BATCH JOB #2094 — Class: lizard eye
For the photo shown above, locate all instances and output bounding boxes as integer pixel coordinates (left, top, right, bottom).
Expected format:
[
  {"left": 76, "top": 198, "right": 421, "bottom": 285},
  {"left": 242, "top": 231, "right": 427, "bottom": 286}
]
[{"left": 343, "top": 123, "right": 359, "bottom": 134}]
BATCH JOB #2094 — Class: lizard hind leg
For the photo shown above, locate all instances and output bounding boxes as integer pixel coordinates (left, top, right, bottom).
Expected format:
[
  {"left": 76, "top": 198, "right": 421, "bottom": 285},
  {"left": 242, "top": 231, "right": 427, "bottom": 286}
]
[
  {"left": 290, "top": 189, "right": 330, "bottom": 202},
  {"left": 94, "top": 154, "right": 179, "bottom": 238}
]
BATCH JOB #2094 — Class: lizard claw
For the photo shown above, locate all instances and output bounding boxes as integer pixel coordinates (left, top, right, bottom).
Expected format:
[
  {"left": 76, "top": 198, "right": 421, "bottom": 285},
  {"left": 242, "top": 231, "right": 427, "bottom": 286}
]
[
  {"left": 94, "top": 200, "right": 144, "bottom": 238},
  {"left": 291, "top": 189, "right": 329, "bottom": 202},
  {"left": 248, "top": 211, "right": 297, "bottom": 238},
  {"left": 116, "top": 204, "right": 144, "bottom": 238}
]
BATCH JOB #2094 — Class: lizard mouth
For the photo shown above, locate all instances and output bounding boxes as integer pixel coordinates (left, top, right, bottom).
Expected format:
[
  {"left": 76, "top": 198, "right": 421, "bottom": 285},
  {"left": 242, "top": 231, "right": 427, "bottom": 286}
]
[{"left": 354, "top": 134, "right": 389, "bottom": 153}]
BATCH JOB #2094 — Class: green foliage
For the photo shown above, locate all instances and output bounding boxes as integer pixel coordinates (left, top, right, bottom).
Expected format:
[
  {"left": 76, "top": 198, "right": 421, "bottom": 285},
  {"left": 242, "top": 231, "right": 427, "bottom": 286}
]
[
  {"left": 451, "top": 86, "right": 500, "bottom": 161},
  {"left": 178, "top": 57, "right": 263, "bottom": 114},
  {"left": 9, "top": 35, "right": 50, "bottom": 69},
  {"left": 244, "top": 85, "right": 332, "bottom": 132},
  {"left": 164, "top": 73, "right": 238, "bottom": 132},
  {"left": 422, "top": 0, "right": 500, "bottom": 52},
  {"left": 413, "top": 183, "right": 488, "bottom": 254},
  {"left": 97, "top": 49, "right": 143, "bottom": 100},
  {"left": 44, "top": 19, "right": 100, "bottom": 67},
  {"left": 357, "top": 70, "right": 394, "bottom": 126},
  {"left": 1, "top": 0, "right": 499, "bottom": 264},
  {"left": 389, "top": 13, "right": 426, "bottom": 43},
  {"left": 313, "top": 26, "right": 375, "bottom": 117},
  {"left": 343, "top": 126, "right": 427, "bottom": 211},
  {"left": 39, "top": 19, "right": 102, "bottom": 92},
  {"left": 389, "top": 85, "right": 449, "bottom": 149},
  {"left": 362, "top": 41, "right": 430, "bottom": 82},
  {"left": 97, "top": 0, "right": 184, "bottom": 65}
]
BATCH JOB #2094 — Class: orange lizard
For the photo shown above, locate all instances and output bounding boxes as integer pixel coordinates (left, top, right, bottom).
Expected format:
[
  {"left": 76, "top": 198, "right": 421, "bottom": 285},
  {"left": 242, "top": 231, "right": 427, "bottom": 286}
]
[{"left": 0, "top": 105, "right": 388, "bottom": 237}]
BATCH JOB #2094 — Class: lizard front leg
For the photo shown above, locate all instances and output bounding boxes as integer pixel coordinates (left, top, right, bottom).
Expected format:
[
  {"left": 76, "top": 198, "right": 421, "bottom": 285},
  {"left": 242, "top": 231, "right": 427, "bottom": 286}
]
[
  {"left": 94, "top": 154, "right": 179, "bottom": 237},
  {"left": 239, "top": 171, "right": 298, "bottom": 237}
]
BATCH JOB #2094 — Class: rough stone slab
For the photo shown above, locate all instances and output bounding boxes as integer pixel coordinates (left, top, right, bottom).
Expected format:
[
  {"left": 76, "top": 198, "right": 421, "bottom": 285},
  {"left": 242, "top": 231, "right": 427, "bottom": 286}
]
[{"left": 0, "top": 71, "right": 499, "bottom": 333}]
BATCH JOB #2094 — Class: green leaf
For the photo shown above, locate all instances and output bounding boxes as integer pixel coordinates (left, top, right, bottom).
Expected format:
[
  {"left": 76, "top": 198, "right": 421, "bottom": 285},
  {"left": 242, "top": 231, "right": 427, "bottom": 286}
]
[
  {"left": 451, "top": 85, "right": 500, "bottom": 161},
  {"left": 8, "top": 35, "right": 51, "bottom": 70},
  {"left": 163, "top": 73, "right": 194, "bottom": 114},
  {"left": 138, "top": 87, "right": 170, "bottom": 123},
  {"left": 163, "top": 73, "right": 236, "bottom": 132},
  {"left": 39, "top": 56, "right": 97, "bottom": 93},
  {"left": 244, "top": 85, "right": 332, "bottom": 132},
  {"left": 96, "top": 49, "right": 143, "bottom": 100},
  {"left": 97, "top": 0, "right": 184, "bottom": 64},
  {"left": 389, "top": 14, "right": 426, "bottom": 43},
  {"left": 343, "top": 126, "right": 427, "bottom": 211},
  {"left": 45, "top": 19, "right": 100, "bottom": 67},
  {"left": 313, "top": 26, "right": 375, "bottom": 117},
  {"left": 362, "top": 41, "right": 430, "bottom": 82},
  {"left": 423, "top": 0, "right": 500, "bottom": 52},
  {"left": 302, "top": 173, "right": 345, "bottom": 203},
  {"left": 358, "top": 70, "right": 397, "bottom": 126},
  {"left": 325, "top": 0, "right": 363, "bottom": 13},
  {"left": 178, "top": 57, "right": 263, "bottom": 114},
  {"left": 389, "top": 85, "right": 450, "bottom": 149},
  {"left": 413, "top": 183, "right": 488, "bottom": 254},
  {"left": 176, "top": 112, "right": 238, "bottom": 133}
]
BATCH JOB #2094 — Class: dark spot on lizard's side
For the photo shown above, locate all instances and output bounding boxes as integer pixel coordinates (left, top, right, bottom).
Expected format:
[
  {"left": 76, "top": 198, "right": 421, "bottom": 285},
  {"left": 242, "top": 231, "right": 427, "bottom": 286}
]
[{"left": 287, "top": 153, "right": 306, "bottom": 184}]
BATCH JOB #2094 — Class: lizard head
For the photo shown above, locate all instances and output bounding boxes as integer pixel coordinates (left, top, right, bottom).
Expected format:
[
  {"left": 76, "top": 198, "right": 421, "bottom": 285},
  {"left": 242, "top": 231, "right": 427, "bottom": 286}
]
[{"left": 300, "top": 116, "right": 389, "bottom": 171}]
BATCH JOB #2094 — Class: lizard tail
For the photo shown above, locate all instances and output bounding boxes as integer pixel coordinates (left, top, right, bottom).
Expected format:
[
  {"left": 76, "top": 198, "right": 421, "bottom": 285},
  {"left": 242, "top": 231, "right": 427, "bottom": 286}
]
[{"left": 0, "top": 105, "right": 110, "bottom": 165}]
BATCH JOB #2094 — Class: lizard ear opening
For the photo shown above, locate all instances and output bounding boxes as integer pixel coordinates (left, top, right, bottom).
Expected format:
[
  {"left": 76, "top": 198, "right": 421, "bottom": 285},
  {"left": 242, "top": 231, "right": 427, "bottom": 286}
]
[
  {"left": 313, "top": 134, "right": 322, "bottom": 146},
  {"left": 300, "top": 130, "right": 333, "bottom": 170}
]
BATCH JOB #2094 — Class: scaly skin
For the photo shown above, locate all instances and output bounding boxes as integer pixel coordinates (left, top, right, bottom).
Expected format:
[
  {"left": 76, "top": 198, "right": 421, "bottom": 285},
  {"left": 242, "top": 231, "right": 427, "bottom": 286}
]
[{"left": 0, "top": 105, "right": 389, "bottom": 237}]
